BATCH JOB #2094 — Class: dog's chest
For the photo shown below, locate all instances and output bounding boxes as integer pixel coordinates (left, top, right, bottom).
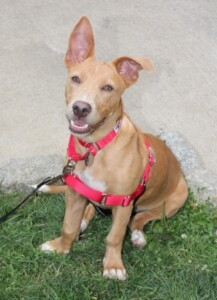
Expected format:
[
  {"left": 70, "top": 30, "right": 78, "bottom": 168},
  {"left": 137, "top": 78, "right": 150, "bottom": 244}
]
[{"left": 75, "top": 169, "right": 107, "bottom": 192}]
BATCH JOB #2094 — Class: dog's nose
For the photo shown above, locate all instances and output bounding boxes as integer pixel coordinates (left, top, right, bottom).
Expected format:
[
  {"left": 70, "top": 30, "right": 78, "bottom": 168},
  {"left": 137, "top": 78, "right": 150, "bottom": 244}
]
[{"left": 72, "top": 101, "right": 92, "bottom": 118}]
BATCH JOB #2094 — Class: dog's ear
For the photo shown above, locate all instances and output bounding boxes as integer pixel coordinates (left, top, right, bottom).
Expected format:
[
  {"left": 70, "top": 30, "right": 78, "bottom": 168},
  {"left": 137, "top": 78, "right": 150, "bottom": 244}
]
[
  {"left": 65, "top": 16, "right": 95, "bottom": 67},
  {"left": 113, "top": 57, "right": 153, "bottom": 86}
]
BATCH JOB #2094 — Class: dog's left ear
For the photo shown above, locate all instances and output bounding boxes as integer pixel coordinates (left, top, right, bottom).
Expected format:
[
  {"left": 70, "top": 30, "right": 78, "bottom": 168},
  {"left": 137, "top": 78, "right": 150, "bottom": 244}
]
[{"left": 113, "top": 57, "right": 153, "bottom": 86}]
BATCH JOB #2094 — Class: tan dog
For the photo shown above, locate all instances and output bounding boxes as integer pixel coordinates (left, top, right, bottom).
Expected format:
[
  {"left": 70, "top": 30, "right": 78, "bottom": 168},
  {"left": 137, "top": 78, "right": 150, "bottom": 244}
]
[{"left": 40, "top": 17, "right": 188, "bottom": 280}]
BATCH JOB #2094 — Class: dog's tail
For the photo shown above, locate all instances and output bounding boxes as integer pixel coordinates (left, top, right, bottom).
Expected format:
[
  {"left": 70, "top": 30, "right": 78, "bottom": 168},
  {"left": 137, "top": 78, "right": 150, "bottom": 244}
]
[{"left": 31, "top": 184, "right": 67, "bottom": 194}]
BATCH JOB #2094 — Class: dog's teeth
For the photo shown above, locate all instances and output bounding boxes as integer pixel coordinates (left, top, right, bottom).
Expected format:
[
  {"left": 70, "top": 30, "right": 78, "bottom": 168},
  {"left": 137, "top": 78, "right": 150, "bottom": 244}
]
[{"left": 71, "top": 121, "right": 88, "bottom": 129}]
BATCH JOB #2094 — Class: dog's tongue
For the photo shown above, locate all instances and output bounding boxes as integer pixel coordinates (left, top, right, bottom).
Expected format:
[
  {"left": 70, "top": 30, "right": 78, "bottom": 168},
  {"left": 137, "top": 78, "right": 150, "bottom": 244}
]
[{"left": 69, "top": 120, "right": 90, "bottom": 134}]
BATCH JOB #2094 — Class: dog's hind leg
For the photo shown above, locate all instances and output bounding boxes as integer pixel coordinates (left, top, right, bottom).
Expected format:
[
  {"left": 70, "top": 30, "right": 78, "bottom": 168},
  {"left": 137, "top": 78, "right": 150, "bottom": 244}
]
[
  {"left": 130, "top": 176, "right": 188, "bottom": 248},
  {"left": 129, "top": 206, "right": 165, "bottom": 248}
]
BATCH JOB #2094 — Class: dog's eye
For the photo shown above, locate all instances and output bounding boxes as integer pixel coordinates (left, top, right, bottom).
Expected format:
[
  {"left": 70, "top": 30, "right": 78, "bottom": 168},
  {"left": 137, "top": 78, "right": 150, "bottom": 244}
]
[
  {"left": 71, "top": 76, "right": 80, "bottom": 84},
  {"left": 102, "top": 85, "right": 114, "bottom": 92}
]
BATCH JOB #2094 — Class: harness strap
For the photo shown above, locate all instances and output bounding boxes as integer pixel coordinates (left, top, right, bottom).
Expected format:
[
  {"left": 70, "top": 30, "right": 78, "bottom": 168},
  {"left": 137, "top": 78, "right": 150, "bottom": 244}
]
[
  {"left": 64, "top": 138, "right": 155, "bottom": 207},
  {"left": 64, "top": 173, "right": 132, "bottom": 207}
]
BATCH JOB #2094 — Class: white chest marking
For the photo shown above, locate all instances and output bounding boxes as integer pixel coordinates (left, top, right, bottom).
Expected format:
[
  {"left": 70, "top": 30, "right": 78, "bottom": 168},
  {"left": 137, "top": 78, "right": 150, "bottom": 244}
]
[{"left": 76, "top": 169, "right": 107, "bottom": 193}]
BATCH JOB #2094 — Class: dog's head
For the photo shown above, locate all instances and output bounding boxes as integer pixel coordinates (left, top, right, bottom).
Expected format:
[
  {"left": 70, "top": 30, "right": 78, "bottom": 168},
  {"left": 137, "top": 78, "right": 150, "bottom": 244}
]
[{"left": 65, "top": 17, "right": 153, "bottom": 140}]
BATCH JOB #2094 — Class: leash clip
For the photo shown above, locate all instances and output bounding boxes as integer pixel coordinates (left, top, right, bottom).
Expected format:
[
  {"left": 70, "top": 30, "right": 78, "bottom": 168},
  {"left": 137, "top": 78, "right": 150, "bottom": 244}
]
[{"left": 62, "top": 159, "right": 77, "bottom": 175}]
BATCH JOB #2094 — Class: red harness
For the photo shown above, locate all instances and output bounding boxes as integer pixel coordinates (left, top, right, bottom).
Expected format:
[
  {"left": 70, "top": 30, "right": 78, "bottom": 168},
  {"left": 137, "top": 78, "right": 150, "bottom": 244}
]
[{"left": 64, "top": 120, "right": 155, "bottom": 207}]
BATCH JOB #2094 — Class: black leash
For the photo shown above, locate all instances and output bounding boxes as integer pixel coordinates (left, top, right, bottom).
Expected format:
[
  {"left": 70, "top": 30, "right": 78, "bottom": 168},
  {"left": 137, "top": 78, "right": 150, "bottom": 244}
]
[
  {"left": 0, "top": 159, "right": 78, "bottom": 223},
  {"left": 0, "top": 158, "right": 138, "bottom": 223},
  {"left": 0, "top": 174, "right": 63, "bottom": 223},
  {"left": 0, "top": 166, "right": 109, "bottom": 223}
]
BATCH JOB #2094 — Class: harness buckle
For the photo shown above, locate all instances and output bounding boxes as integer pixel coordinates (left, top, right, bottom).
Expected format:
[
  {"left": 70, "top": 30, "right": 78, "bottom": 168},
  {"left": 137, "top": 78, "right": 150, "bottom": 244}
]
[
  {"left": 148, "top": 146, "right": 156, "bottom": 166},
  {"left": 101, "top": 194, "right": 107, "bottom": 206},
  {"left": 122, "top": 196, "right": 131, "bottom": 207},
  {"left": 141, "top": 178, "right": 147, "bottom": 188}
]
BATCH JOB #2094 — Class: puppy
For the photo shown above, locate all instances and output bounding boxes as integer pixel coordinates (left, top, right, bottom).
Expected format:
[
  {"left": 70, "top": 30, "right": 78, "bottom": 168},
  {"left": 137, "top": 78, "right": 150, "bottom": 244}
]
[{"left": 40, "top": 17, "right": 188, "bottom": 280}]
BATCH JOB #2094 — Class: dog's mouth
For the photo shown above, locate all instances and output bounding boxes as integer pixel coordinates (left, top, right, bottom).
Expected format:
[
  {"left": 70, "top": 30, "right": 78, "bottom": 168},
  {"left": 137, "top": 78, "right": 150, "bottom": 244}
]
[
  {"left": 69, "top": 119, "right": 91, "bottom": 134},
  {"left": 67, "top": 117, "right": 106, "bottom": 135}
]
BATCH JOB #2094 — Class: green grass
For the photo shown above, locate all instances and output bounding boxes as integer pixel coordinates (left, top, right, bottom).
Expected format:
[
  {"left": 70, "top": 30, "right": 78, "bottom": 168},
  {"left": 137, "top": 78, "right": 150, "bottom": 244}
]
[{"left": 0, "top": 190, "right": 216, "bottom": 300}]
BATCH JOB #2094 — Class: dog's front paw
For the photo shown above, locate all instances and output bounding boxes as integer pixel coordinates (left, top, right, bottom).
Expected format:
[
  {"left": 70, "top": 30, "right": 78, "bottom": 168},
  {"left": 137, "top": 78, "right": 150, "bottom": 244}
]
[
  {"left": 40, "top": 238, "right": 70, "bottom": 254},
  {"left": 131, "top": 230, "right": 147, "bottom": 248},
  {"left": 103, "top": 268, "right": 128, "bottom": 281},
  {"left": 103, "top": 258, "right": 128, "bottom": 280}
]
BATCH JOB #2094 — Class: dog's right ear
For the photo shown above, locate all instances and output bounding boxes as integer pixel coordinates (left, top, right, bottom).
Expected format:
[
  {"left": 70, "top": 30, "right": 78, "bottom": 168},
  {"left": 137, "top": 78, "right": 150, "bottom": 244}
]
[{"left": 65, "top": 16, "right": 95, "bottom": 68}]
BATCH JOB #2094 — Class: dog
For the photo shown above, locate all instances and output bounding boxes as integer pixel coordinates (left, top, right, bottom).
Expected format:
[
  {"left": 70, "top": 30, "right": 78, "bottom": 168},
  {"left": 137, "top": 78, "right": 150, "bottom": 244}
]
[{"left": 39, "top": 16, "right": 188, "bottom": 280}]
